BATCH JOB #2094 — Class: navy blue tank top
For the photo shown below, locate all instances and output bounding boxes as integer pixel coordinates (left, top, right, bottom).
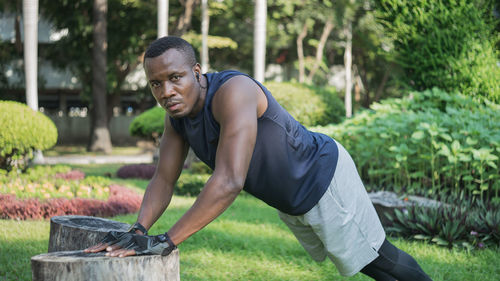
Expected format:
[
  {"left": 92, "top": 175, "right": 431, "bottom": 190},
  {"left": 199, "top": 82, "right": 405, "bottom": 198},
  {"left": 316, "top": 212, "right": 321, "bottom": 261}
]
[{"left": 170, "top": 70, "right": 338, "bottom": 215}]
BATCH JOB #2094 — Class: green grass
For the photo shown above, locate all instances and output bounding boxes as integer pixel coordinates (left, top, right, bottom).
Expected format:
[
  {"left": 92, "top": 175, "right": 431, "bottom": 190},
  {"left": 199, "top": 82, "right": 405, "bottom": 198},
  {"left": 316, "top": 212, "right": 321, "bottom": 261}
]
[
  {"left": 1, "top": 195, "right": 499, "bottom": 280},
  {"left": 1, "top": 163, "right": 499, "bottom": 280}
]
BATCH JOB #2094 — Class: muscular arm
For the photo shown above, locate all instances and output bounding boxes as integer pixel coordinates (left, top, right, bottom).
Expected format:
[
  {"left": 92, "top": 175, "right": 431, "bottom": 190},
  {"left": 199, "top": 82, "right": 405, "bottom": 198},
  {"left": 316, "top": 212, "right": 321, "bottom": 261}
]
[
  {"left": 167, "top": 76, "right": 264, "bottom": 245},
  {"left": 84, "top": 116, "right": 188, "bottom": 255},
  {"left": 136, "top": 116, "right": 189, "bottom": 231}
]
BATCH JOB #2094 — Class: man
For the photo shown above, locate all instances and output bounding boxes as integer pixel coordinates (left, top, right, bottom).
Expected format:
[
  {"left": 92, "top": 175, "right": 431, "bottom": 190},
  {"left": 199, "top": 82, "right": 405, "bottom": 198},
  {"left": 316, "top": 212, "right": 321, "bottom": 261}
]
[{"left": 85, "top": 36, "right": 432, "bottom": 281}]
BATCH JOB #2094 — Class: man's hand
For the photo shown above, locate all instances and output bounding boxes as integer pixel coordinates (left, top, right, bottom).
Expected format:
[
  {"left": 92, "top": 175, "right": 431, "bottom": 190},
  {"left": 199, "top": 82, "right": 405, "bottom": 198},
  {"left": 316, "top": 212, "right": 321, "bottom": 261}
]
[{"left": 84, "top": 231, "right": 176, "bottom": 257}]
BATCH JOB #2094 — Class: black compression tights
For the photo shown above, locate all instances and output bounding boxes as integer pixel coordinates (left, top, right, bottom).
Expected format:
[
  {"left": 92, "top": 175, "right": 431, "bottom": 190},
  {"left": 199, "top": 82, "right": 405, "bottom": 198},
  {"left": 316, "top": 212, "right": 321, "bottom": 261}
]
[{"left": 360, "top": 239, "right": 432, "bottom": 281}]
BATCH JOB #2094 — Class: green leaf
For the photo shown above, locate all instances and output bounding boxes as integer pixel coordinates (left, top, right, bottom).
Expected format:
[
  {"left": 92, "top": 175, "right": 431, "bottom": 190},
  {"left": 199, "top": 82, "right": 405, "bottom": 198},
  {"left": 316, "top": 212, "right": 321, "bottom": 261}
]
[{"left": 412, "top": 131, "right": 425, "bottom": 140}]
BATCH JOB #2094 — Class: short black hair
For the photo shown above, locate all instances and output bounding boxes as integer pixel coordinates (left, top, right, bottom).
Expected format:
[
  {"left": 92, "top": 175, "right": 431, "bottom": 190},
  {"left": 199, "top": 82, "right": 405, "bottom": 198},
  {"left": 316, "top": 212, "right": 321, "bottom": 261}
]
[{"left": 144, "top": 36, "right": 197, "bottom": 66}]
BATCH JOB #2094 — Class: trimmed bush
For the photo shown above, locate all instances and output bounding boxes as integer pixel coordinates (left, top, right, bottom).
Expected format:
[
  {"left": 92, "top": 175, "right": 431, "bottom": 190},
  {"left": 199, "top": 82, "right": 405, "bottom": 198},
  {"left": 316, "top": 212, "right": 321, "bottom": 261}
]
[
  {"left": 0, "top": 184, "right": 142, "bottom": 220},
  {"left": 311, "top": 88, "right": 500, "bottom": 201},
  {"left": 0, "top": 101, "right": 58, "bottom": 170},
  {"left": 129, "top": 106, "right": 165, "bottom": 142},
  {"left": 175, "top": 173, "right": 211, "bottom": 196},
  {"left": 264, "top": 82, "right": 345, "bottom": 126},
  {"left": 375, "top": 0, "right": 500, "bottom": 102},
  {"left": 116, "top": 164, "right": 156, "bottom": 179}
]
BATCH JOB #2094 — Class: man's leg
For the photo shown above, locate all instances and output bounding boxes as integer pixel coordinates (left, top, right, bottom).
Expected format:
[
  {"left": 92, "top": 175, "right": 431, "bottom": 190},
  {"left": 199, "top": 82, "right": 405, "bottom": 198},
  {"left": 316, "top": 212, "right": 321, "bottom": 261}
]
[{"left": 360, "top": 239, "right": 432, "bottom": 281}]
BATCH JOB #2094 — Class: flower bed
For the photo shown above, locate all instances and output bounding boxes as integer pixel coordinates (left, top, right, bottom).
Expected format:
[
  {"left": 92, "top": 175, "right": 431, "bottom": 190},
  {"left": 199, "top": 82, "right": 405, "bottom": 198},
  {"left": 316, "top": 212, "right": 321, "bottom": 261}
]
[
  {"left": 0, "top": 184, "right": 142, "bottom": 220},
  {"left": 0, "top": 165, "right": 143, "bottom": 220}
]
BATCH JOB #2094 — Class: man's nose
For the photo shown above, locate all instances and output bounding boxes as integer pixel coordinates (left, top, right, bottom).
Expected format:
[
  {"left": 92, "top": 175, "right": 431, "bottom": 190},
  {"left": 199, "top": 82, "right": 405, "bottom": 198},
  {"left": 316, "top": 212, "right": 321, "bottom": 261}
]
[{"left": 160, "top": 83, "right": 175, "bottom": 99}]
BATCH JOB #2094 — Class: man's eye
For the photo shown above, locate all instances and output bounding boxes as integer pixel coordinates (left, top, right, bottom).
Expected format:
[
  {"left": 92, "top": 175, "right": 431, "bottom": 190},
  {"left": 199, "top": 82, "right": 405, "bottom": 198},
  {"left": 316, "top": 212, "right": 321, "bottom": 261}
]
[
  {"left": 171, "top": 75, "right": 180, "bottom": 81},
  {"left": 151, "top": 82, "right": 160, "bottom": 88}
]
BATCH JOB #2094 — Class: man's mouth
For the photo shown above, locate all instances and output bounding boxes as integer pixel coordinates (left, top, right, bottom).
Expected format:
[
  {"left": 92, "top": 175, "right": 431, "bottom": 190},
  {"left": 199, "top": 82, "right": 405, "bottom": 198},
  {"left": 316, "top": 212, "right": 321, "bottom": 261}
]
[{"left": 166, "top": 101, "right": 181, "bottom": 111}]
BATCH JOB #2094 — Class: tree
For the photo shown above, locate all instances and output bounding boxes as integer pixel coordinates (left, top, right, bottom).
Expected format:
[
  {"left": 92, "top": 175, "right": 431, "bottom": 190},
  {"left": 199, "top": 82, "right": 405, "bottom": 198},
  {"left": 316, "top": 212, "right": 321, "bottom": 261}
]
[
  {"left": 22, "top": 0, "right": 38, "bottom": 111},
  {"left": 253, "top": 0, "right": 267, "bottom": 82},
  {"left": 158, "top": 0, "right": 169, "bottom": 37},
  {"left": 201, "top": 0, "right": 209, "bottom": 73},
  {"left": 88, "top": 0, "right": 112, "bottom": 153}
]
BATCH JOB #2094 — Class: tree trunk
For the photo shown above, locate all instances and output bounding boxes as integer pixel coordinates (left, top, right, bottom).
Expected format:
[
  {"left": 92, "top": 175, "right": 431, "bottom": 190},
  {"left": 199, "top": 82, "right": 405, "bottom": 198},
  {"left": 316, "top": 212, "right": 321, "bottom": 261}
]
[
  {"left": 48, "top": 215, "right": 130, "bottom": 252},
  {"left": 374, "top": 69, "right": 389, "bottom": 103},
  {"left": 201, "top": 0, "right": 209, "bottom": 73},
  {"left": 306, "top": 18, "right": 334, "bottom": 83},
  {"left": 296, "top": 24, "right": 308, "bottom": 84},
  {"left": 174, "top": 0, "right": 196, "bottom": 36},
  {"left": 15, "top": 0, "right": 23, "bottom": 54},
  {"left": 253, "top": 0, "right": 267, "bottom": 82},
  {"left": 89, "top": 0, "right": 112, "bottom": 153},
  {"left": 23, "top": 0, "right": 38, "bottom": 111},
  {"left": 31, "top": 250, "right": 180, "bottom": 281},
  {"left": 344, "top": 21, "right": 353, "bottom": 118},
  {"left": 157, "top": 0, "right": 169, "bottom": 37}
]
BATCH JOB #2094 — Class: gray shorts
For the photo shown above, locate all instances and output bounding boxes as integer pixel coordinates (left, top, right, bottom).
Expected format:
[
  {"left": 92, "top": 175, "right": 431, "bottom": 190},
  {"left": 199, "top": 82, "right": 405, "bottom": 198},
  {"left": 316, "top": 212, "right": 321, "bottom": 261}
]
[{"left": 278, "top": 141, "right": 386, "bottom": 277}]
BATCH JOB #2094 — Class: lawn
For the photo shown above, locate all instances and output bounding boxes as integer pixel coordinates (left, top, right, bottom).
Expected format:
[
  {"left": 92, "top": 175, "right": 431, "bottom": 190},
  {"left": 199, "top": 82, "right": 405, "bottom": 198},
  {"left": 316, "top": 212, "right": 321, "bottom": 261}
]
[{"left": 1, "top": 164, "right": 499, "bottom": 280}]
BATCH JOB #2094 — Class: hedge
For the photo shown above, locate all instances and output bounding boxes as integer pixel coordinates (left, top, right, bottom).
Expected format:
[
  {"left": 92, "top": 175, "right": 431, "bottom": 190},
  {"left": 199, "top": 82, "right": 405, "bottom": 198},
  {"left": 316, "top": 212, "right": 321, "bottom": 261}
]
[
  {"left": 129, "top": 106, "right": 166, "bottom": 141},
  {"left": 264, "top": 82, "right": 345, "bottom": 126},
  {"left": 0, "top": 184, "right": 142, "bottom": 220},
  {"left": 0, "top": 101, "right": 58, "bottom": 170},
  {"left": 312, "top": 88, "right": 500, "bottom": 202}
]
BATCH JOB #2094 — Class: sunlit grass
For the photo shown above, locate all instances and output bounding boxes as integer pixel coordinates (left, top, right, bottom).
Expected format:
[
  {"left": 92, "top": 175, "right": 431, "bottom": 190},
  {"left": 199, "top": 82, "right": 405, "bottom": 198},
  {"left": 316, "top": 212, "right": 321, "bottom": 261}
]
[{"left": 1, "top": 164, "right": 499, "bottom": 280}]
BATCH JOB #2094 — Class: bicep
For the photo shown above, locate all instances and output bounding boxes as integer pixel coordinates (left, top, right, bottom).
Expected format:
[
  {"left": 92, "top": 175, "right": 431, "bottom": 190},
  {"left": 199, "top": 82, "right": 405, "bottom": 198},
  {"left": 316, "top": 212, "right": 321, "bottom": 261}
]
[{"left": 212, "top": 78, "right": 260, "bottom": 187}]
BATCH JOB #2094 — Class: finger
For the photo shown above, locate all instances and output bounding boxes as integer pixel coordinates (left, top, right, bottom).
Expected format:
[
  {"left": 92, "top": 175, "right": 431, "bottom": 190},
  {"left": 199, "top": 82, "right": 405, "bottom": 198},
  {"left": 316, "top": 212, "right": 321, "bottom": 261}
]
[
  {"left": 106, "top": 248, "right": 134, "bottom": 257},
  {"left": 105, "top": 244, "right": 123, "bottom": 252},
  {"left": 118, "top": 249, "right": 137, "bottom": 258},
  {"left": 84, "top": 243, "right": 108, "bottom": 253}
]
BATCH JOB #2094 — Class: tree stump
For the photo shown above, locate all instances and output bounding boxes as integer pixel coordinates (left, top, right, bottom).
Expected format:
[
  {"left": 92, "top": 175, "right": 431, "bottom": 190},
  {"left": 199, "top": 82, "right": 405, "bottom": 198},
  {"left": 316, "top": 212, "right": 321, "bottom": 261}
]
[
  {"left": 369, "top": 191, "right": 444, "bottom": 226},
  {"left": 48, "top": 215, "right": 130, "bottom": 252},
  {"left": 31, "top": 249, "right": 180, "bottom": 281}
]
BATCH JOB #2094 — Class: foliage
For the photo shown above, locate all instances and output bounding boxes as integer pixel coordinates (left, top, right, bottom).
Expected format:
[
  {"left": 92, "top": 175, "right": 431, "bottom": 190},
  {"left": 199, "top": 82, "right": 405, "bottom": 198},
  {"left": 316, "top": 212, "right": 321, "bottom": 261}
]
[
  {"left": 385, "top": 198, "right": 500, "bottom": 250},
  {"left": 0, "top": 165, "right": 109, "bottom": 200},
  {"left": 182, "top": 31, "right": 238, "bottom": 51},
  {"left": 265, "top": 82, "right": 345, "bottom": 126},
  {"left": 0, "top": 101, "right": 58, "bottom": 171},
  {"left": 311, "top": 88, "right": 500, "bottom": 201},
  {"left": 39, "top": 0, "right": 157, "bottom": 97},
  {"left": 116, "top": 163, "right": 156, "bottom": 180},
  {"left": 175, "top": 172, "right": 211, "bottom": 196},
  {"left": 129, "top": 106, "right": 166, "bottom": 142},
  {"left": 189, "top": 161, "right": 213, "bottom": 174},
  {"left": 375, "top": 0, "right": 500, "bottom": 102},
  {"left": 0, "top": 184, "right": 141, "bottom": 220}
]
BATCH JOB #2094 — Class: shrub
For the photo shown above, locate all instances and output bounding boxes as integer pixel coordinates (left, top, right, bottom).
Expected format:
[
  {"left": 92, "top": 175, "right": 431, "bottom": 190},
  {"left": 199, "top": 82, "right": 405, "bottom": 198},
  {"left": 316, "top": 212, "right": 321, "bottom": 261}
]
[
  {"left": 129, "top": 106, "right": 165, "bottom": 143},
  {"left": 375, "top": 0, "right": 500, "bottom": 102},
  {"left": 0, "top": 101, "right": 58, "bottom": 171},
  {"left": 0, "top": 184, "right": 142, "bottom": 220},
  {"left": 1, "top": 166, "right": 110, "bottom": 200},
  {"left": 385, "top": 198, "right": 500, "bottom": 250},
  {"left": 189, "top": 161, "right": 213, "bottom": 174},
  {"left": 264, "top": 82, "right": 345, "bottom": 126},
  {"left": 116, "top": 164, "right": 156, "bottom": 179},
  {"left": 311, "top": 88, "right": 500, "bottom": 202},
  {"left": 175, "top": 173, "right": 211, "bottom": 196}
]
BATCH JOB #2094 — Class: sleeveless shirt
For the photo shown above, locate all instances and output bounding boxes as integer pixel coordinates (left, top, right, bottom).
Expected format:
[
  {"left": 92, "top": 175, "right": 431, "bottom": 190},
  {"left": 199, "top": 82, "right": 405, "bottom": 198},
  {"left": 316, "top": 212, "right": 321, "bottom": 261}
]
[{"left": 170, "top": 70, "right": 338, "bottom": 215}]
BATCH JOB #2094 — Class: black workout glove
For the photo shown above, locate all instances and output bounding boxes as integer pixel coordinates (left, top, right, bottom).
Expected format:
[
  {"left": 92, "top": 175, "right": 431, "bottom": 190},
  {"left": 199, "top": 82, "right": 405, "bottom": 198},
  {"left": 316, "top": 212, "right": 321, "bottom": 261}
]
[{"left": 100, "top": 231, "right": 176, "bottom": 256}]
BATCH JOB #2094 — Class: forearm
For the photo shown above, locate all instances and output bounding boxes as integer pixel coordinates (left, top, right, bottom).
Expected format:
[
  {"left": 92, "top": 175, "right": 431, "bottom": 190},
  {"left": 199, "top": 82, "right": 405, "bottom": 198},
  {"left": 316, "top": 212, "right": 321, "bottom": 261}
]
[
  {"left": 167, "top": 175, "right": 242, "bottom": 245},
  {"left": 136, "top": 175, "right": 175, "bottom": 231}
]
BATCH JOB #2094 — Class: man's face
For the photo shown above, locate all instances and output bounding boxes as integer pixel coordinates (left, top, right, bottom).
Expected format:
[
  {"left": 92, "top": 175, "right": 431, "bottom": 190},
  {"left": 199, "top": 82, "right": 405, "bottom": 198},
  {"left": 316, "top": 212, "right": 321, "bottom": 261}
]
[{"left": 144, "top": 49, "right": 203, "bottom": 119}]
